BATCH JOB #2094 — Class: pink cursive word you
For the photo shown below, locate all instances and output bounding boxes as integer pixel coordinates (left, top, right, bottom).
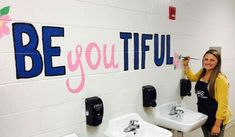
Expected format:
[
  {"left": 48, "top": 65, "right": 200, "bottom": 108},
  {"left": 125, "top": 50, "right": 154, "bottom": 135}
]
[{"left": 66, "top": 42, "right": 118, "bottom": 93}]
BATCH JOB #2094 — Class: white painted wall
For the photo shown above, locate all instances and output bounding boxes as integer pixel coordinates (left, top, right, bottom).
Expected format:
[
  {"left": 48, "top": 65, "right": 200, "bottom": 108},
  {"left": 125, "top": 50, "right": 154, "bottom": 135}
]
[{"left": 0, "top": 0, "right": 234, "bottom": 137}]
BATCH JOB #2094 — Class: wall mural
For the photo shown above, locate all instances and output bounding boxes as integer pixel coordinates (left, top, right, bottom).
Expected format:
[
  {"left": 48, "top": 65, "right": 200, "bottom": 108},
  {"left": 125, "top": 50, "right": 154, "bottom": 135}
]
[{"left": 1, "top": 5, "right": 181, "bottom": 94}]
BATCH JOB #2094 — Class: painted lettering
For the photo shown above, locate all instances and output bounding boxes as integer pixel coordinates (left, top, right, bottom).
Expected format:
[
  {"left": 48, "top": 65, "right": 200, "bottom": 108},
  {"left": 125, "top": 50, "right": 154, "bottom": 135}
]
[
  {"left": 13, "top": 23, "right": 43, "bottom": 78},
  {"left": 120, "top": 32, "right": 132, "bottom": 71},
  {"left": 120, "top": 32, "right": 173, "bottom": 70},
  {"left": 11, "top": 23, "right": 174, "bottom": 95},
  {"left": 141, "top": 34, "right": 152, "bottom": 69},
  {"left": 66, "top": 45, "right": 85, "bottom": 93},
  {"left": 12, "top": 23, "right": 65, "bottom": 78},
  {"left": 166, "top": 35, "right": 173, "bottom": 64},
  {"left": 66, "top": 43, "right": 118, "bottom": 93},
  {"left": 42, "top": 26, "right": 66, "bottom": 76},
  {"left": 103, "top": 44, "right": 118, "bottom": 69},
  {"left": 154, "top": 34, "right": 165, "bottom": 66},
  {"left": 134, "top": 33, "right": 139, "bottom": 70},
  {"left": 85, "top": 42, "right": 101, "bottom": 70}
]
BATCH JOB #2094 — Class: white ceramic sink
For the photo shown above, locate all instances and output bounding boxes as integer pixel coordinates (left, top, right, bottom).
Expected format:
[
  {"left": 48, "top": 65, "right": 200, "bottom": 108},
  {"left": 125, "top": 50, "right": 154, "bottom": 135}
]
[
  {"left": 104, "top": 113, "right": 172, "bottom": 137},
  {"left": 155, "top": 101, "right": 208, "bottom": 132}
]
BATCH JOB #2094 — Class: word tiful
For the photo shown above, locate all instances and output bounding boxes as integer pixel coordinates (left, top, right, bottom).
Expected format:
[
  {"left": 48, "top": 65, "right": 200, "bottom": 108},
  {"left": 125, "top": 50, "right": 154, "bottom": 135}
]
[{"left": 120, "top": 32, "right": 173, "bottom": 71}]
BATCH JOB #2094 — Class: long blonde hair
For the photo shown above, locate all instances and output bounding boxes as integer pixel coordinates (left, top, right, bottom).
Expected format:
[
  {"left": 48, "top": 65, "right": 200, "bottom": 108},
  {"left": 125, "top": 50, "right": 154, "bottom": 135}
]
[{"left": 199, "top": 49, "right": 221, "bottom": 97}]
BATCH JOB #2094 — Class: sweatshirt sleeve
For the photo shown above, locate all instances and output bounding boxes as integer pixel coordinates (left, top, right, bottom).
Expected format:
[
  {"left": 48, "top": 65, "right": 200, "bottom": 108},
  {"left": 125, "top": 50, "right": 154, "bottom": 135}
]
[{"left": 184, "top": 68, "right": 203, "bottom": 82}]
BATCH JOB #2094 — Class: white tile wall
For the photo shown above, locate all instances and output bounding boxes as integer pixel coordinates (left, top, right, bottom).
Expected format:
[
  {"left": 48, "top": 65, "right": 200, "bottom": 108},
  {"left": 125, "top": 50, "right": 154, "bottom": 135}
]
[{"left": 0, "top": 0, "right": 235, "bottom": 137}]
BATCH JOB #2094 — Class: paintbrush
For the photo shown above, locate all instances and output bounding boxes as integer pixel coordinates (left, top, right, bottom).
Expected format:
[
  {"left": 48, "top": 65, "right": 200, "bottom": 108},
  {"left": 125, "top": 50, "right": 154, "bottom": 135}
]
[{"left": 179, "top": 55, "right": 201, "bottom": 60}]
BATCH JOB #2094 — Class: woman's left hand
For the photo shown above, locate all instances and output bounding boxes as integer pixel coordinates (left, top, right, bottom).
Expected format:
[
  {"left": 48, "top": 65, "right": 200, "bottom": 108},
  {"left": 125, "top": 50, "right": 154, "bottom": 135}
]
[{"left": 211, "top": 125, "right": 221, "bottom": 136}]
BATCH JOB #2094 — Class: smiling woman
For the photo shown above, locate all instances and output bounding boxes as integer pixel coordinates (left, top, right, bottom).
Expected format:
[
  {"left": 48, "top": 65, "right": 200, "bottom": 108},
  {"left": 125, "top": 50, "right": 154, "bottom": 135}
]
[{"left": 183, "top": 49, "right": 232, "bottom": 137}]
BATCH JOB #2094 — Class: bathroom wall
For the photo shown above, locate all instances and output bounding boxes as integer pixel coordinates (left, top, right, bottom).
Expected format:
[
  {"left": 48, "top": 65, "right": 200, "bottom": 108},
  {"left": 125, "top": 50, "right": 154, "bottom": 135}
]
[{"left": 0, "top": 0, "right": 234, "bottom": 137}]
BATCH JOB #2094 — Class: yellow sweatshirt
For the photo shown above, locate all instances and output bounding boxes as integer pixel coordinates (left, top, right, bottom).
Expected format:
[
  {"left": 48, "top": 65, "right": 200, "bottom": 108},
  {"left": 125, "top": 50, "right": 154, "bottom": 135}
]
[{"left": 184, "top": 68, "right": 232, "bottom": 125}]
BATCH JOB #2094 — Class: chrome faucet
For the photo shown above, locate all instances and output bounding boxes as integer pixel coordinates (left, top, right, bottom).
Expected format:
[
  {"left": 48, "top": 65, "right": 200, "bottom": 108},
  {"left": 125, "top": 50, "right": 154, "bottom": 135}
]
[
  {"left": 123, "top": 120, "right": 140, "bottom": 134},
  {"left": 169, "top": 105, "right": 184, "bottom": 118}
]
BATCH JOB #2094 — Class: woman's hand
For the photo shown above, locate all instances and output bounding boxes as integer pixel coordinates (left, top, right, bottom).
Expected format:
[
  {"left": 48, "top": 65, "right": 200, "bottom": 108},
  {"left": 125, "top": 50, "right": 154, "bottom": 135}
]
[
  {"left": 211, "top": 125, "right": 221, "bottom": 136},
  {"left": 211, "top": 119, "right": 223, "bottom": 136},
  {"left": 183, "top": 56, "right": 190, "bottom": 67}
]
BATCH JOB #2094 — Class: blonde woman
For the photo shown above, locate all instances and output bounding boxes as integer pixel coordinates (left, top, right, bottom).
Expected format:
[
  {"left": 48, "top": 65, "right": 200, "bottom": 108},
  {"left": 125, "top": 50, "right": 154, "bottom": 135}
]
[{"left": 183, "top": 49, "right": 231, "bottom": 137}]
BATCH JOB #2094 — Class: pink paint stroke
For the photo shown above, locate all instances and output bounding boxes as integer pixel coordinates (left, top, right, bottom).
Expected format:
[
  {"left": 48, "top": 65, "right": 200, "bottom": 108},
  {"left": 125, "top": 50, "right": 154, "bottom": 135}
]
[
  {"left": 66, "top": 45, "right": 85, "bottom": 94},
  {"left": 103, "top": 44, "right": 119, "bottom": 69},
  {"left": 0, "top": 15, "right": 11, "bottom": 38},
  {"left": 173, "top": 52, "right": 181, "bottom": 70},
  {"left": 85, "top": 42, "right": 101, "bottom": 70}
]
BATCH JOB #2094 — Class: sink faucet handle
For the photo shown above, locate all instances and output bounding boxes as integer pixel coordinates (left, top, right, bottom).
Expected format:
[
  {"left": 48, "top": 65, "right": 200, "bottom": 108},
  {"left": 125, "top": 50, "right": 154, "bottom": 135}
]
[
  {"left": 175, "top": 106, "right": 184, "bottom": 113},
  {"left": 169, "top": 104, "right": 183, "bottom": 115},
  {"left": 129, "top": 120, "right": 138, "bottom": 125},
  {"left": 175, "top": 104, "right": 181, "bottom": 107},
  {"left": 172, "top": 104, "right": 181, "bottom": 110}
]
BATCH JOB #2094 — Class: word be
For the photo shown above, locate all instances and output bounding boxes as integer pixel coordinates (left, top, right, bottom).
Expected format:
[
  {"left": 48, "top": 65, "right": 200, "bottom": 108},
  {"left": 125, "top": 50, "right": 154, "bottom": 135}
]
[
  {"left": 12, "top": 23, "right": 65, "bottom": 78},
  {"left": 12, "top": 23, "right": 118, "bottom": 94}
]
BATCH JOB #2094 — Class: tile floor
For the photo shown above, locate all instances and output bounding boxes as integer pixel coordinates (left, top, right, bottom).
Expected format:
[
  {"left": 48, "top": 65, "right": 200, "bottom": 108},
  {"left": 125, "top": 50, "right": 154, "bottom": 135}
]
[{"left": 225, "top": 124, "right": 235, "bottom": 137}]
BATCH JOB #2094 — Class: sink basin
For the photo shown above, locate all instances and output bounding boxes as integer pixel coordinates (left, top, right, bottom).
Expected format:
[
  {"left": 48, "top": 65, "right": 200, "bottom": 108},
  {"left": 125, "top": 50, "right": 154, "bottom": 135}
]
[
  {"left": 155, "top": 101, "right": 208, "bottom": 132},
  {"left": 104, "top": 113, "right": 172, "bottom": 137}
]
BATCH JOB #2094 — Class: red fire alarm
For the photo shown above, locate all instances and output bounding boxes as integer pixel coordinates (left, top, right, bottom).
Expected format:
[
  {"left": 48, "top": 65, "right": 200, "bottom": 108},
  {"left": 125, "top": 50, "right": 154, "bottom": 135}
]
[{"left": 169, "top": 6, "right": 176, "bottom": 20}]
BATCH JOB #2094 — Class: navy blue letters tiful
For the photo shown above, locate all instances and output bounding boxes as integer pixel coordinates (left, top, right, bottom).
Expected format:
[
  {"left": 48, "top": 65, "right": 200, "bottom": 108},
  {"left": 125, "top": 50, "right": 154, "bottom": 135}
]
[{"left": 120, "top": 32, "right": 173, "bottom": 71}]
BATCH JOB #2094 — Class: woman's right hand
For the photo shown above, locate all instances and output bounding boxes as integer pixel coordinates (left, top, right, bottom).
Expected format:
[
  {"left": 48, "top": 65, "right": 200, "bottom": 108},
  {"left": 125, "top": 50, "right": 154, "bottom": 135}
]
[{"left": 183, "top": 56, "right": 190, "bottom": 66}]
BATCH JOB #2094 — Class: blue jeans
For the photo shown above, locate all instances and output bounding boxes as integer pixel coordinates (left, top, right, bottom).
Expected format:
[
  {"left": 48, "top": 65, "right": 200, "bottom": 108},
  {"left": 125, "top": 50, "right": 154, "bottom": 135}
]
[{"left": 201, "top": 125, "right": 226, "bottom": 137}]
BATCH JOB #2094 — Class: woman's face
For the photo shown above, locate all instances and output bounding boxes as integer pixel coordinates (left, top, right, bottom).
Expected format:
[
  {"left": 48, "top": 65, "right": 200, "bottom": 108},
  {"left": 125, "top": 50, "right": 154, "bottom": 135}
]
[{"left": 203, "top": 53, "right": 218, "bottom": 71}]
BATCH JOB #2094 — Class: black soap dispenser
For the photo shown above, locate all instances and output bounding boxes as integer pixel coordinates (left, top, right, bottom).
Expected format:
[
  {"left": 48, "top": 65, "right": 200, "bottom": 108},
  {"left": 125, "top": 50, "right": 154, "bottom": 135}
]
[
  {"left": 180, "top": 79, "right": 192, "bottom": 96},
  {"left": 85, "top": 96, "right": 104, "bottom": 126},
  {"left": 142, "top": 85, "right": 157, "bottom": 107}
]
